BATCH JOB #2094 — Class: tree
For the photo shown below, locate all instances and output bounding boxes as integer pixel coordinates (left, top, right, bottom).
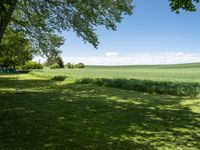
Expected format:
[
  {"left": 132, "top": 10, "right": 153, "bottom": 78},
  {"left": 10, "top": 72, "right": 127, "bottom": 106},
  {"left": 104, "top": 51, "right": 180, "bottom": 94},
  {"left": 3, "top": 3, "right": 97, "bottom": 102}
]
[
  {"left": 57, "top": 56, "right": 65, "bottom": 68},
  {"left": 75, "top": 63, "right": 85, "bottom": 68},
  {"left": 0, "top": 28, "right": 33, "bottom": 68},
  {"left": 0, "top": 0, "right": 18, "bottom": 43},
  {"left": 45, "top": 51, "right": 65, "bottom": 68},
  {"left": 65, "top": 63, "right": 74, "bottom": 69},
  {"left": 169, "top": 0, "right": 200, "bottom": 13}
]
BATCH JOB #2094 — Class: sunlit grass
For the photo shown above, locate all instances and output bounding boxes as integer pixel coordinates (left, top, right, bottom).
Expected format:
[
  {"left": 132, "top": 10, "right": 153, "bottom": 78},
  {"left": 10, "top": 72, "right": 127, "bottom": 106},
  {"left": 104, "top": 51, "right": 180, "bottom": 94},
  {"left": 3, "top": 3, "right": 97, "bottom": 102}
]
[{"left": 31, "top": 64, "right": 200, "bottom": 83}]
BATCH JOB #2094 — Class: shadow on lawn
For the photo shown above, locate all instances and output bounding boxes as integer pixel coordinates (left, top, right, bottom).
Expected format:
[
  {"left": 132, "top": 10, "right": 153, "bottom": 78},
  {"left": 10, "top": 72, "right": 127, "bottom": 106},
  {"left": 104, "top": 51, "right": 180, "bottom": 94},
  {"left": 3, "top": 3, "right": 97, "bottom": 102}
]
[
  {"left": 0, "top": 76, "right": 56, "bottom": 91},
  {"left": 0, "top": 77, "right": 200, "bottom": 149}
]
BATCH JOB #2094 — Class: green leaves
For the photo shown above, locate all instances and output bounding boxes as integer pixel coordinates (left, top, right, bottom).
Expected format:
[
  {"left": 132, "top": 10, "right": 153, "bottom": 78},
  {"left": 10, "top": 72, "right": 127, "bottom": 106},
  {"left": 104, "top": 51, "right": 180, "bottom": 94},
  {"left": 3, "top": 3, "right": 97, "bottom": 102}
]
[
  {"left": 0, "top": 28, "right": 33, "bottom": 67},
  {"left": 169, "top": 0, "right": 200, "bottom": 13},
  {"left": 8, "top": 0, "right": 133, "bottom": 51}
]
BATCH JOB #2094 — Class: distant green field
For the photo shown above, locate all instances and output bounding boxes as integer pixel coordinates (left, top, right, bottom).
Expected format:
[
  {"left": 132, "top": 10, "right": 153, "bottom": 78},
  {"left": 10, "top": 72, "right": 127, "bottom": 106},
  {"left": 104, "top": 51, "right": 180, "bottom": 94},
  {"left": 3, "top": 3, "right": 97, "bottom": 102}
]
[{"left": 30, "top": 63, "right": 200, "bottom": 83}]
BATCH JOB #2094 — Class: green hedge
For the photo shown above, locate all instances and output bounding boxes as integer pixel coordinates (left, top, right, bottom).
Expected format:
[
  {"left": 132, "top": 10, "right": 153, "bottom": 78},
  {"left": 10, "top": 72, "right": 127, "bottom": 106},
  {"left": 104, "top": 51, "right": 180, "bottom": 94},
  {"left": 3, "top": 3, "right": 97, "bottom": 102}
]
[
  {"left": 76, "top": 78, "right": 200, "bottom": 97},
  {"left": 51, "top": 75, "right": 67, "bottom": 81},
  {"left": 22, "top": 61, "right": 43, "bottom": 69}
]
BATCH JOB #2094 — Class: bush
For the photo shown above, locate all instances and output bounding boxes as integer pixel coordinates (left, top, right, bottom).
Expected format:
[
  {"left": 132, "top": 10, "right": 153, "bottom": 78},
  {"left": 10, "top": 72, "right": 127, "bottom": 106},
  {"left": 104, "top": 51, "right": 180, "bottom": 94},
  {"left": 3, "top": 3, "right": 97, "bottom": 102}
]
[
  {"left": 65, "top": 63, "right": 74, "bottom": 69},
  {"left": 22, "top": 61, "right": 43, "bottom": 69},
  {"left": 76, "top": 78, "right": 200, "bottom": 97},
  {"left": 49, "top": 63, "right": 60, "bottom": 69},
  {"left": 51, "top": 75, "right": 67, "bottom": 81},
  {"left": 75, "top": 63, "right": 85, "bottom": 68}
]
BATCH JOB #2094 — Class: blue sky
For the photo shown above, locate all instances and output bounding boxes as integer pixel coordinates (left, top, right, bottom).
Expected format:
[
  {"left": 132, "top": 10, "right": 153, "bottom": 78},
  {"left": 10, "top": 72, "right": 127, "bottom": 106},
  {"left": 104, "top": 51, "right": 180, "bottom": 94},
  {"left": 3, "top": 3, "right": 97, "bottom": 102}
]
[{"left": 35, "top": 0, "right": 200, "bottom": 65}]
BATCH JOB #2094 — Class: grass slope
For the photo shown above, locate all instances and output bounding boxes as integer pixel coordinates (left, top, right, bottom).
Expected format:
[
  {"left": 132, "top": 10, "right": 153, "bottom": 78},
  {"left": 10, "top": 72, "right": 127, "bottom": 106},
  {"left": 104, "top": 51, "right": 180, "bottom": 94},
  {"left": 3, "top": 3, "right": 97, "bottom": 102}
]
[{"left": 1, "top": 74, "right": 200, "bottom": 149}]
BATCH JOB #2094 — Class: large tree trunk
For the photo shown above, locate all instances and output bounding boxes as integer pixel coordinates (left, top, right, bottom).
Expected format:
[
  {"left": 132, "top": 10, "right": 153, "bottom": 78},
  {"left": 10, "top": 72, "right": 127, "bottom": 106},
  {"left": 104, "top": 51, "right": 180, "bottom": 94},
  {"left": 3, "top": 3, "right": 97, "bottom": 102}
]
[{"left": 0, "top": 0, "right": 18, "bottom": 43}]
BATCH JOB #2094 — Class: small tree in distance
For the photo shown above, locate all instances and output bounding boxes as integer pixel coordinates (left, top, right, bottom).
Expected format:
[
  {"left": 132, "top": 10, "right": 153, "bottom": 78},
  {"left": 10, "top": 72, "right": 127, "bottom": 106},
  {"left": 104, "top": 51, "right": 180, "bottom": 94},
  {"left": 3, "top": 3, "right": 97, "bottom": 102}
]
[
  {"left": 45, "top": 54, "right": 65, "bottom": 69},
  {"left": 65, "top": 63, "right": 74, "bottom": 69},
  {"left": 75, "top": 63, "right": 85, "bottom": 69},
  {"left": 57, "top": 56, "right": 64, "bottom": 68}
]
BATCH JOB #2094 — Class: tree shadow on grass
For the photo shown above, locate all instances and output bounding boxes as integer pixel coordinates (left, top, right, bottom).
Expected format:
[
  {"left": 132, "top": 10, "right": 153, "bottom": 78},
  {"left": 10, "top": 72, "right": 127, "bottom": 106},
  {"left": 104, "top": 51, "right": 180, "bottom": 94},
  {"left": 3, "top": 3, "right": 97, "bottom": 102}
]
[
  {"left": 0, "top": 76, "right": 56, "bottom": 92},
  {"left": 0, "top": 78, "right": 200, "bottom": 149}
]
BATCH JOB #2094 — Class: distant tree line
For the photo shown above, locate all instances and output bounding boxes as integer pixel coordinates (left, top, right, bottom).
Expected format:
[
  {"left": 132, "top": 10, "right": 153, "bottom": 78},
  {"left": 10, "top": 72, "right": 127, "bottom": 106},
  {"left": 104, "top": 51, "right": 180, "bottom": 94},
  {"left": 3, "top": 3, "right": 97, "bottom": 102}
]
[
  {"left": 65, "top": 63, "right": 85, "bottom": 69},
  {"left": 47, "top": 62, "right": 85, "bottom": 69},
  {"left": 42, "top": 51, "right": 85, "bottom": 69}
]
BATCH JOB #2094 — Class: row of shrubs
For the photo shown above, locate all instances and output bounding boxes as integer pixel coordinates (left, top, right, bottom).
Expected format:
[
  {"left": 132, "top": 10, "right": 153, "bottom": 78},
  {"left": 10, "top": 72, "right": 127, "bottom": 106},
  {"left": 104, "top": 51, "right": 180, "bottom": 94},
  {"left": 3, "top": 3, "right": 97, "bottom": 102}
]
[
  {"left": 17, "top": 61, "right": 85, "bottom": 70},
  {"left": 1, "top": 61, "right": 85, "bottom": 70},
  {"left": 49, "top": 62, "right": 85, "bottom": 69},
  {"left": 65, "top": 63, "right": 85, "bottom": 69},
  {"left": 76, "top": 78, "right": 200, "bottom": 97}
]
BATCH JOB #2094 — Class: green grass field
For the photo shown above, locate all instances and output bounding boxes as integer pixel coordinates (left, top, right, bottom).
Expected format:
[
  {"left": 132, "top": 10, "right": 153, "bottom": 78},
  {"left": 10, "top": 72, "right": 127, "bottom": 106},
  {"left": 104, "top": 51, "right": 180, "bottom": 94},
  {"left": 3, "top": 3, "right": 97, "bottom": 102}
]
[
  {"left": 31, "top": 63, "right": 200, "bottom": 83},
  {"left": 1, "top": 63, "right": 200, "bottom": 149}
]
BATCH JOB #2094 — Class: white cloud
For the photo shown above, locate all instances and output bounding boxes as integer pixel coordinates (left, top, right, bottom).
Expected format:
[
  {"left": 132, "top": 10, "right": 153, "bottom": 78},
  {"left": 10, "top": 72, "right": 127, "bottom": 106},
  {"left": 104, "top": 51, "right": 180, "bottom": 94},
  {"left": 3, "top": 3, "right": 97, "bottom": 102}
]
[
  {"left": 176, "top": 52, "right": 185, "bottom": 57},
  {"left": 33, "top": 52, "right": 200, "bottom": 66},
  {"left": 105, "top": 52, "right": 119, "bottom": 58}
]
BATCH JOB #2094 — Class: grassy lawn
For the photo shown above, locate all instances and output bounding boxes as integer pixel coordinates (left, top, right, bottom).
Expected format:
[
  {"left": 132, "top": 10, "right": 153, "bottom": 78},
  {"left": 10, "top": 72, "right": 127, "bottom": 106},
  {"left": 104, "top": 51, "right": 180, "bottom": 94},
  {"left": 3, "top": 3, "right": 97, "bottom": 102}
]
[
  {"left": 1, "top": 74, "right": 200, "bottom": 149},
  {"left": 0, "top": 75, "right": 200, "bottom": 150}
]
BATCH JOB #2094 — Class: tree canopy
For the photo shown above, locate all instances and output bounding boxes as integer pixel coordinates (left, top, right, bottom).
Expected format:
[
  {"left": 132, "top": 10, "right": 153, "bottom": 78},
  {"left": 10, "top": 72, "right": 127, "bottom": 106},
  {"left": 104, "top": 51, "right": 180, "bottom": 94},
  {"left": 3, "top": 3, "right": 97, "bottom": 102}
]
[
  {"left": 0, "top": 0, "right": 199, "bottom": 55},
  {"left": 0, "top": 28, "right": 33, "bottom": 68},
  {"left": 169, "top": 0, "right": 199, "bottom": 13},
  {"left": 0, "top": 0, "right": 133, "bottom": 54}
]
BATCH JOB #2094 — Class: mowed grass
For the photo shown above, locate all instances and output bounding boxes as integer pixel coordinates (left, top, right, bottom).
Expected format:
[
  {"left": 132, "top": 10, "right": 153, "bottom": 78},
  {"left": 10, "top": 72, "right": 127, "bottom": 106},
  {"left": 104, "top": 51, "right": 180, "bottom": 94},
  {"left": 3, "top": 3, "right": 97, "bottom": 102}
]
[
  {"left": 1, "top": 74, "right": 200, "bottom": 149},
  {"left": 31, "top": 63, "right": 200, "bottom": 83}
]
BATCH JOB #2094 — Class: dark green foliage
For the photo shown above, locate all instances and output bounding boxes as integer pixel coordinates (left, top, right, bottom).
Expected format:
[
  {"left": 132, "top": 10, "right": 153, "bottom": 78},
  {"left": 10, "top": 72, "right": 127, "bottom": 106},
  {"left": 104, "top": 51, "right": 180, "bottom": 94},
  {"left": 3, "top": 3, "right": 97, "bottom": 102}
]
[
  {"left": 51, "top": 75, "right": 66, "bottom": 81},
  {"left": 46, "top": 54, "right": 64, "bottom": 68},
  {"left": 49, "top": 63, "right": 60, "bottom": 69},
  {"left": 75, "top": 63, "right": 85, "bottom": 68},
  {"left": 21, "top": 61, "right": 43, "bottom": 70},
  {"left": 65, "top": 62, "right": 85, "bottom": 69},
  {"left": 0, "top": 29, "right": 33, "bottom": 68},
  {"left": 65, "top": 63, "right": 74, "bottom": 69},
  {"left": 169, "top": 0, "right": 199, "bottom": 13},
  {"left": 57, "top": 56, "right": 64, "bottom": 68},
  {"left": 77, "top": 78, "right": 200, "bottom": 97}
]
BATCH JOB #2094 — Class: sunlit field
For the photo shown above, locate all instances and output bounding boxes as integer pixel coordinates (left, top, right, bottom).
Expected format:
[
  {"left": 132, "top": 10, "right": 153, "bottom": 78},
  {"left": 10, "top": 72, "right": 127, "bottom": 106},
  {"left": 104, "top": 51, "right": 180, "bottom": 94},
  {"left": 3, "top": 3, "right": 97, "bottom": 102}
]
[{"left": 31, "top": 63, "right": 200, "bottom": 83}]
